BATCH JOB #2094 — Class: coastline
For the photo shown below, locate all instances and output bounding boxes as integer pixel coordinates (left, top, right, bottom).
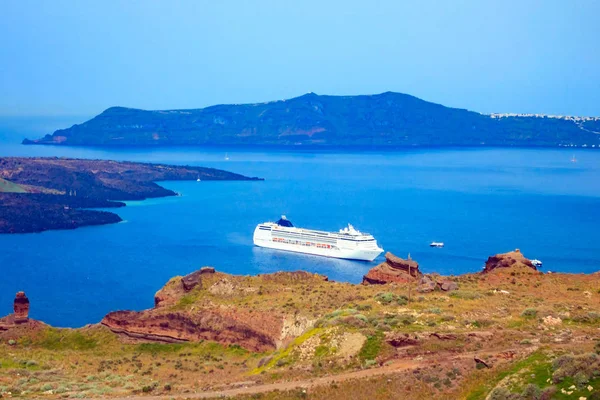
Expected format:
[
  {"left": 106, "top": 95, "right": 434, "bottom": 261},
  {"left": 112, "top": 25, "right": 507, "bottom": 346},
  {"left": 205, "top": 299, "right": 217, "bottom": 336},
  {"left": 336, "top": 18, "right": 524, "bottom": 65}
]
[
  {"left": 1, "top": 250, "right": 599, "bottom": 399},
  {"left": 0, "top": 157, "right": 262, "bottom": 234}
]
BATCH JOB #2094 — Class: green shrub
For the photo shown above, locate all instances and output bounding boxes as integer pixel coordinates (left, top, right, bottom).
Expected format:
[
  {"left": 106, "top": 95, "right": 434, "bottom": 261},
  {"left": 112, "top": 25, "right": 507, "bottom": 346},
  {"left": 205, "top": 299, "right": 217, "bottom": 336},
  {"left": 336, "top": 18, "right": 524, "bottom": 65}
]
[
  {"left": 521, "top": 384, "right": 541, "bottom": 399},
  {"left": 521, "top": 308, "right": 538, "bottom": 318},
  {"left": 375, "top": 292, "right": 396, "bottom": 305}
]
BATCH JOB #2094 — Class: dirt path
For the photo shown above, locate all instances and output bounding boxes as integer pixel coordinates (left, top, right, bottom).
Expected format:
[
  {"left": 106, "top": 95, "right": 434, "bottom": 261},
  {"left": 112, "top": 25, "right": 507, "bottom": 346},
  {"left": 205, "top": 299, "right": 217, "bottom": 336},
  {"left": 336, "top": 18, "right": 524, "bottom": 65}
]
[
  {"left": 100, "top": 348, "right": 525, "bottom": 400},
  {"left": 106, "top": 359, "right": 424, "bottom": 400}
]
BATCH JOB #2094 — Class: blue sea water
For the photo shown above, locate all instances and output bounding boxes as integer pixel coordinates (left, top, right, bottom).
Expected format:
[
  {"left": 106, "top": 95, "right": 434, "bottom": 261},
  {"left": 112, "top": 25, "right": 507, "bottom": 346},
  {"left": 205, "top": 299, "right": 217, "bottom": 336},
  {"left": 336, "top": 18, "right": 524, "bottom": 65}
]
[{"left": 1, "top": 117, "right": 599, "bottom": 327}]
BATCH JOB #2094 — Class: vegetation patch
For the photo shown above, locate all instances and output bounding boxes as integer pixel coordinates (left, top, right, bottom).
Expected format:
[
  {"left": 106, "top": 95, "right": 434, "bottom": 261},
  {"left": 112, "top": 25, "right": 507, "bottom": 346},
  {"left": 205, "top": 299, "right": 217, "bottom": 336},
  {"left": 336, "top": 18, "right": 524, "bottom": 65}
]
[{"left": 358, "top": 331, "right": 384, "bottom": 363}]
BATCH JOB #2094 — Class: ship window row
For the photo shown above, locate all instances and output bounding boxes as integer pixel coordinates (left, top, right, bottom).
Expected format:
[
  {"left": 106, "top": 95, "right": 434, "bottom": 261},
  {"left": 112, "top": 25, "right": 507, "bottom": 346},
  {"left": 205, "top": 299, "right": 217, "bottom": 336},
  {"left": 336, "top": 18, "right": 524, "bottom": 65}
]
[
  {"left": 268, "top": 226, "right": 374, "bottom": 242},
  {"left": 272, "top": 237, "right": 334, "bottom": 249},
  {"left": 273, "top": 233, "right": 337, "bottom": 243},
  {"left": 272, "top": 230, "right": 339, "bottom": 240}
]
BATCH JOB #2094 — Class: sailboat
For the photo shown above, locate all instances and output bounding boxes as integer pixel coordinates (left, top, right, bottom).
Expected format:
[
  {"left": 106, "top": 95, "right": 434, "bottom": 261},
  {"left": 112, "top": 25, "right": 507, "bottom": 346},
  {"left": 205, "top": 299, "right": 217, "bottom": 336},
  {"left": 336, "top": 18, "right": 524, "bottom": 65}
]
[
  {"left": 225, "top": 153, "right": 230, "bottom": 161},
  {"left": 571, "top": 155, "right": 577, "bottom": 163},
  {"left": 196, "top": 176, "right": 201, "bottom": 182}
]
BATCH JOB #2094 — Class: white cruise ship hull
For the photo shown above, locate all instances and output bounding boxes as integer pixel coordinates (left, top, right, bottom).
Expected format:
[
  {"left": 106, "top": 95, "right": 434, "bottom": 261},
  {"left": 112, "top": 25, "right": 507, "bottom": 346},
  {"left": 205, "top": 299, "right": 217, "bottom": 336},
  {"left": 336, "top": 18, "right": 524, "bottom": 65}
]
[{"left": 253, "top": 222, "right": 383, "bottom": 262}]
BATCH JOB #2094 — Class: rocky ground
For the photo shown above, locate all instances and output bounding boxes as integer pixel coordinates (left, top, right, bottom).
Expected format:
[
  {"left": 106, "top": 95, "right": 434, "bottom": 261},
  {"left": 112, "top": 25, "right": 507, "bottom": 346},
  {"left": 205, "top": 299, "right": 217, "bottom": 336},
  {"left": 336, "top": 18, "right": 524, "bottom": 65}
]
[
  {"left": 0, "top": 249, "right": 599, "bottom": 399},
  {"left": 0, "top": 157, "right": 261, "bottom": 233}
]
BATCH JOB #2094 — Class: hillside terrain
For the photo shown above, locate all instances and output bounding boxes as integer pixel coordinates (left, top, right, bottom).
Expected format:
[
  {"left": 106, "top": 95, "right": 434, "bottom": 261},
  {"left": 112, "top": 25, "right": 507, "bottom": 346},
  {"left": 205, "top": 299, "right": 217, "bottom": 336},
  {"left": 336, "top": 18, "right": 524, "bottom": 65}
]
[
  {"left": 23, "top": 92, "right": 600, "bottom": 148},
  {"left": 0, "top": 157, "right": 261, "bottom": 233},
  {"left": 1, "top": 250, "right": 599, "bottom": 399}
]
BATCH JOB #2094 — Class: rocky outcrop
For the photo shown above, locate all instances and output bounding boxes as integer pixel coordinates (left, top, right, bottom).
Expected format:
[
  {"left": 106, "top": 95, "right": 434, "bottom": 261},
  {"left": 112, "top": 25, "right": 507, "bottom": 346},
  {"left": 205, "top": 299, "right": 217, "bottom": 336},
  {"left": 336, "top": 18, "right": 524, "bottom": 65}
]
[
  {"left": 417, "top": 275, "right": 436, "bottom": 293},
  {"left": 101, "top": 309, "right": 280, "bottom": 352},
  {"left": 481, "top": 249, "right": 539, "bottom": 274},
  {"left": 362, "top": 252, "right": 421, "bottom": 285},
  {"left": 416, "top": 275, "right": 459, "bottom": 293},
  {"left": 155, "top": 267, "right": 217, "bottom": 307},
  {"left": 439, "top": 280, "right": 459, "bottom": 291},
  {"left": 385, "top": 332, "right": 421, "bottom": 347},
  {"left": 181, "top": 266, "right": 215, "bottom": 291},
  {"left": 106, "top": 268, "right": 326, "bottom": 352},
  {"left": 13, "top": 292, "right": 30, "bottom": 323},
  {"left": 0, "top": 292, "right": 46, "bottom": 335}
]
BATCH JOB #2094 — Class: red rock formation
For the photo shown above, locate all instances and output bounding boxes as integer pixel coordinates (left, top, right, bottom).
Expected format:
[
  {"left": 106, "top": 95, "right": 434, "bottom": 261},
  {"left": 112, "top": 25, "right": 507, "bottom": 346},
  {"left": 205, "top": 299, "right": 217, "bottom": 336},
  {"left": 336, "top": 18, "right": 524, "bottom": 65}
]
[
  {"left": 362, "top": 252, "right": 421, "bottom": 285},
  {"left": 101, "top": 309, "right": 280, "bottom": 352},
  {"left": 106, "top": 268, "right": 325, "bottom": 352},
  {"left": 481, "top": 249, "right": 538, "bottom": 274},
  {"left": 13, "top": 292, "right": 29, "bottom": 323}
]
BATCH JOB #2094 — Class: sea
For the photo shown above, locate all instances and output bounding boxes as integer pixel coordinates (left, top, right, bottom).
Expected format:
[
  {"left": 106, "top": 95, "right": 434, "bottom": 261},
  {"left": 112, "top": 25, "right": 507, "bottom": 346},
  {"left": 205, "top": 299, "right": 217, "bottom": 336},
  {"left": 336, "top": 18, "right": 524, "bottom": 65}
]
[{"left": 1, "top": 116, "right": 599, "bottom": 327}]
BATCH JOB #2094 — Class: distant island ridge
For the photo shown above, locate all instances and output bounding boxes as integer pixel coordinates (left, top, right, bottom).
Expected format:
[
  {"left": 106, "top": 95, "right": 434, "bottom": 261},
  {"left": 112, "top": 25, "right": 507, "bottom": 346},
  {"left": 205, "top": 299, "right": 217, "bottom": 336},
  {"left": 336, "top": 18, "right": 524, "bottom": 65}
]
[{"left": 23, "top": 92, "right": 600, "bottom": 148}]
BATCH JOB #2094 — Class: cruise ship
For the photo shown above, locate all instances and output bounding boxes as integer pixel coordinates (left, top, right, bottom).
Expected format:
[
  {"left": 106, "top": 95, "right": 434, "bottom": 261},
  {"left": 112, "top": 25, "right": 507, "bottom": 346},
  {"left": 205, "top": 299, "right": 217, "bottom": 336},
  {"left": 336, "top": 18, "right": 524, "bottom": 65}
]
[{"left": 253, "top": 216, "right": 384, "bottom": 261}]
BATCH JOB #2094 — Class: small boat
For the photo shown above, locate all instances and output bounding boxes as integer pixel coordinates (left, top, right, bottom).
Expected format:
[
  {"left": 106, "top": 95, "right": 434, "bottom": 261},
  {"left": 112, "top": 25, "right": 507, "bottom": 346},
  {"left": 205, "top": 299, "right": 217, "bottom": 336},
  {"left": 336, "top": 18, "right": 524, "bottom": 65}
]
[
  {"left": 430, "top": 242, "right": 444, "bottom": 248},
  {"left": 531, "top": 259, "right": 543, "bottom": 267},
  {"left": 196, "top": 178, "right": 201, "bottom": 182}
]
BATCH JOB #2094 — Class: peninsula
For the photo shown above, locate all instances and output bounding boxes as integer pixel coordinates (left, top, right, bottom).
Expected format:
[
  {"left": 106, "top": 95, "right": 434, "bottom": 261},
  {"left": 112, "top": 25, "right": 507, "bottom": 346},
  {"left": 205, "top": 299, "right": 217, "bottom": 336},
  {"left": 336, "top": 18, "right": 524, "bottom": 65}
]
[
  {"left": 0, "top": 157, "right": 261, "bottom": 233},
  {"left": 23, "top": 92, "right": 600, "bottom": 148}
]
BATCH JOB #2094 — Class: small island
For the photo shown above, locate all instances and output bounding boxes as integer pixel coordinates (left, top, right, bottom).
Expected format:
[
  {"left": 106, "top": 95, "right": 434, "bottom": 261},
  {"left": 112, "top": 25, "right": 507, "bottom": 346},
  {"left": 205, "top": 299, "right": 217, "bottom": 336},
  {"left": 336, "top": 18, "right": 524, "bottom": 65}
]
[{"left": 0, "top": 157, "right": 262, "bottom": 233}]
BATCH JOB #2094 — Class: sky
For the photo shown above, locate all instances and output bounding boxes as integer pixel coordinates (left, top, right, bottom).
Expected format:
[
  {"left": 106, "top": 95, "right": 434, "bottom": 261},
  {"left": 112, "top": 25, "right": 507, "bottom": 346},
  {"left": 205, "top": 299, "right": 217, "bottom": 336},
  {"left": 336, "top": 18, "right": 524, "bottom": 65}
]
[{"left": 1, "top": 0, "right": 599, "bottom": 117}]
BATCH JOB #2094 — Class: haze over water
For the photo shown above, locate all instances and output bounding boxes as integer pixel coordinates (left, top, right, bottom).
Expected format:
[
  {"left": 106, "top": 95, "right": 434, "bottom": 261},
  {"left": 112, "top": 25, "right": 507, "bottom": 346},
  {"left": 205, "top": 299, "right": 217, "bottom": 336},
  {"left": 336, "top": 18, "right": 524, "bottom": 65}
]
[{"left": 1, "top": 119, "right": 599, "bottom": 327}]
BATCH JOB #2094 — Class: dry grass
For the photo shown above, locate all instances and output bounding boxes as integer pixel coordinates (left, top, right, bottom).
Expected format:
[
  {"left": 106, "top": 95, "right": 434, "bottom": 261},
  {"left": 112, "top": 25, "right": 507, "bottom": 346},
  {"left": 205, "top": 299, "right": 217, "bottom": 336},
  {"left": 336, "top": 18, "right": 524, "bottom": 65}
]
[{"left": 1, "top": 268, "right": 599, "bottom": 399}]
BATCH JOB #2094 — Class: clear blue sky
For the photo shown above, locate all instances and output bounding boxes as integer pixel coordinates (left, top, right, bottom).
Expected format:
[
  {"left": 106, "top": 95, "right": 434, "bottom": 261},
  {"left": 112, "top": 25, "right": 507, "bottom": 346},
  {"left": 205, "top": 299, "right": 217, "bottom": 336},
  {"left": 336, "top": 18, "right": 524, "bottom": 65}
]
[{"left": 1, "top": 0, "right": 599, "bottom": 117}]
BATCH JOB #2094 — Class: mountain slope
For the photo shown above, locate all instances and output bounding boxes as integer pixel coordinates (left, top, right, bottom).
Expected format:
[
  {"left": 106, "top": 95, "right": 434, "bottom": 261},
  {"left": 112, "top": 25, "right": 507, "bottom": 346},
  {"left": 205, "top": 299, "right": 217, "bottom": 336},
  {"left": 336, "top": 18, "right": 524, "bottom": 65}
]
[{"left": 23, "top": 92, "right": 600, "bottom": 147}]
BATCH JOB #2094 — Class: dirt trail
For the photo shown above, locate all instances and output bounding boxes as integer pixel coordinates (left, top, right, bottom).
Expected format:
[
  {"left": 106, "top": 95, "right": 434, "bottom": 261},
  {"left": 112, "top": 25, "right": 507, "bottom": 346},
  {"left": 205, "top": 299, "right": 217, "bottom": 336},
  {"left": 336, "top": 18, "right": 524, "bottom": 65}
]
[{"left": 101, "top": 348, "right": 525, "bottom": 400}]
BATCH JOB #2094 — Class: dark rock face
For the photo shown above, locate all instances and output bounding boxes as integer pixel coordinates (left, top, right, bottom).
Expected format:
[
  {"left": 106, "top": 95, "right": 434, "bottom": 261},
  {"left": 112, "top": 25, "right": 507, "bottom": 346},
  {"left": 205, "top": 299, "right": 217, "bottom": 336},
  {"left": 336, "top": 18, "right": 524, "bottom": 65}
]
[
  {"left": 13, "top": 292, "right": 30, "bottom": 323},
  {"left": 362, "top": 252, "right": 421, "bottom": 285},
  {"left": 180, "top": 267, "right": 216, "bottom": 292},
  {"left": 386, "top": 332, "right": 421, "bottom": 347},
  {"left": 181, "top": 270, "right": 203, "bottom": 292},
  {"left": 481, "top": 249, "right": 538, "bottom": 274}
]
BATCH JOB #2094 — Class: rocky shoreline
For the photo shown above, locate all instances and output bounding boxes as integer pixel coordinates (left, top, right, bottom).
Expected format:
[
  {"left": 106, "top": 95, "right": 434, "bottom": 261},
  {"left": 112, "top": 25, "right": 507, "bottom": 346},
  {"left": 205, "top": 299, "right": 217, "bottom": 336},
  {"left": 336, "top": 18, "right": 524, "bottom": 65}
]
[
  {"left": 1, "top": 249, "right": 599, "bottom": 399},
  {"left": 0, "top": 248, "right": 584, "bottom": 350},
  {"left": 0, "top": 157, "right": 262, "bottom": 233}
]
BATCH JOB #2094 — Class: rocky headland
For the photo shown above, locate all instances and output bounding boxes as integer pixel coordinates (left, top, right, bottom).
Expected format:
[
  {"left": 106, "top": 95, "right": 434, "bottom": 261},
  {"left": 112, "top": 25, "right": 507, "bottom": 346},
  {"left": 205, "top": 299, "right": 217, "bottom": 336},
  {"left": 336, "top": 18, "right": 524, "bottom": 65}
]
[
  {"left": 1, "top": 249, "right": 600, "bottom": 399},
  {"left": 0, "top": 157, "right": 262, "bottom": 233}
]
